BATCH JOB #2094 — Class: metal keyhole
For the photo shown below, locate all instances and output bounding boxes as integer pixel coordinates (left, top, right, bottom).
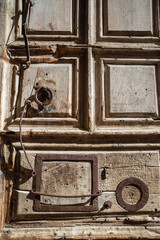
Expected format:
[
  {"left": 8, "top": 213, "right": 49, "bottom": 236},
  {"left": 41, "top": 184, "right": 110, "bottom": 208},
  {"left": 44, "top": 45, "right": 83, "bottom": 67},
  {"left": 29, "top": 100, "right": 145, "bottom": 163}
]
[{"left": 35, "top": 87, "right": 54, "bottom": 106}]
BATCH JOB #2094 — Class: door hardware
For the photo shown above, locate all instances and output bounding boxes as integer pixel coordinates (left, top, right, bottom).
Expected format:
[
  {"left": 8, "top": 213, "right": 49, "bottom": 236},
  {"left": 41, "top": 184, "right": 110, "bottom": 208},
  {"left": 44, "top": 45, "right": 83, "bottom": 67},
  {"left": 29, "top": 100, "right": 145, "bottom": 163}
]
[
  {"left": 19, "top": 81, "right": 55, "bottom": 175},
  {"left": 103, "top": 201, "right": 112, "bottom": 209},
  {"left": 22, "top": 0, "right": 33, "bottom": 67},
  {"left": 35, "top": 87, "right": 54, "bottom": 106},
  {"left": 34, "top": 80, "right": 55, "bottom": 107},
  {"left": 33, "top": 154, "right": 100, "bottom": 212},
  {"left": 115, "top": 177, "right": 149, "bottom": 212},
  {"left": 19, "top": 105, "right": 101, "bottom": 211}
]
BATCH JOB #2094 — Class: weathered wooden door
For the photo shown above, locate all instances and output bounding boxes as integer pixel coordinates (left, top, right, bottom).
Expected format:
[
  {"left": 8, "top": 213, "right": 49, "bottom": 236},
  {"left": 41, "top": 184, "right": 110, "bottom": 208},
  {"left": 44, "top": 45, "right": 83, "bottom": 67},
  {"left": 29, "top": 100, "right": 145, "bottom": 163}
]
[{"left": 0, "top": 0, "right": 160, "bottom": 239}]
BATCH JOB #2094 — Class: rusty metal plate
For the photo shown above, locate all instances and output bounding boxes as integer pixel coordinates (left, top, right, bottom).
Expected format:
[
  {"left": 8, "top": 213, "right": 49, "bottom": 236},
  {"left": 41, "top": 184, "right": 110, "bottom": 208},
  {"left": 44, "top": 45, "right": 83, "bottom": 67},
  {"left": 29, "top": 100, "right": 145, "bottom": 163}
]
[
  {"left": 33, "top": 154, "right": 99, "bottom": 212},
  {"left": 115, "top": 177, "right": 149, "bottom": 212}
]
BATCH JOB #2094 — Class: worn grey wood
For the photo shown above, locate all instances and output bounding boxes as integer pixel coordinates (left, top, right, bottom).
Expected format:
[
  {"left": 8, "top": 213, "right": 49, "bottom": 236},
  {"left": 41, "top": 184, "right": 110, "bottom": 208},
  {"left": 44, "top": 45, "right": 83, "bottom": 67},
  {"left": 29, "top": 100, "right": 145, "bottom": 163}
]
[
  {"left": 18, "top": 62, "right": 77, "bottom": 117},
  {"left": 104, "top": 0, "right": 153, "bottom": 33},
  {"left": 28, "top": 0, "right": 74, "bottom": 33},
  {"left": 41, "top": 161, "right": 91, "bottom": 205},
  {"left": 2, "top": 226, "right": 160, "bottom": 240},
  {"left": 95, "top": 56, "right": 160, "bottom": 127},
  {"left": 105, "top": 65, "right": 158, "bottom": 116},
  {"left": 12, "top": 150, "right": 160, "bottom": 218},
  {"left": 1, "top": 0, "right": 160, "bottom": 239}
]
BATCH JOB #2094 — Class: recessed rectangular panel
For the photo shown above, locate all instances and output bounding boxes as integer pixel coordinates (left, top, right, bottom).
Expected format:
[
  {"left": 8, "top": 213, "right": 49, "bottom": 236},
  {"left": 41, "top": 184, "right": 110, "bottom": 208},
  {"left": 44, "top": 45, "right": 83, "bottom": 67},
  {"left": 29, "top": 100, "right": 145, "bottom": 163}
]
[
  {"left": 13, "top": 150, "right": 160, "bottom": 219},
  {"left": 103, "top": 0, "right": 153, "bottom": 36},
  {"left": 27, "top": 0, "right": 77, "bottom": 34},
  {"left": 104, "top": 64, "right": 158, "bottom": 117},
  {"left": 18, "top": 61, "right": 77, "bottom": 118}
]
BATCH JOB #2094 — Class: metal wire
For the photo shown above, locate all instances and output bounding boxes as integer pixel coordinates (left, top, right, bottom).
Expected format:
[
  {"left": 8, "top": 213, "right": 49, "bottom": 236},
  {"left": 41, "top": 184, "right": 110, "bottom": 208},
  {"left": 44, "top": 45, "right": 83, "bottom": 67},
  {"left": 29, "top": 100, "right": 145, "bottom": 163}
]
[
  {"left": 19, "top": 100, "right": 35, "bottom": 176},
  {"left": 19, "top": 103, "right": 101, "bottom": 198},
  {"left": 19, "top": 100, "right": 101, "bottom": 199}
]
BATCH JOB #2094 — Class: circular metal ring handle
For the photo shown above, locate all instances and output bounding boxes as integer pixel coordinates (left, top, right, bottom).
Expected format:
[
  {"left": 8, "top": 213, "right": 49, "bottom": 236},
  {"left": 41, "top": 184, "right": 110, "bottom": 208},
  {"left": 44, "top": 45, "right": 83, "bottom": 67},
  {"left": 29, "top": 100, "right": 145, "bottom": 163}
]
[
  {"left": 115, "top": 177, "right": 149, "bottom": 212},
  {"left": 35, "top": 87, "right": 54, "bottom": 106}
]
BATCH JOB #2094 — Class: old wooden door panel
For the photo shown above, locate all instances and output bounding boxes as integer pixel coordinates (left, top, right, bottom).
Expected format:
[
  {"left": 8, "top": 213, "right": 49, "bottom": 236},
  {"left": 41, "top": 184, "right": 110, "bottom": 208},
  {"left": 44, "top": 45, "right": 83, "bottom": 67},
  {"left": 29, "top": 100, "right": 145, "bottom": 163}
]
[
  {"left": 17, "top": 0, "right": 87, "bottom": 42},
  {"left": 97, "top": 0, "right": 159, "bottom": 41},
  {"left": 7, "top": 46, "right": 89, "bottom": 131},
  {"left": 1, "top": 0, "right": 160, "bottom": 239},
  {"left": 95, "top": 53, "right": 160, "bottom": 126},
  {"left": 105, "top": 65, "right": 158, "bottom": 115},
  {"left": 13, "top": 151, "right": 96, "bottom": 219},
  {"left": 17, "top": 62, "right": 78, "bottom": 118},
  {"left": 28, "top": 0, "right": 76, "bottom": 34},
  {"left": 11, "top": 150, "right": 160, "bottom": 220},
  {"left": 105, "top": 0, "right": 153, "bottom": 34}
]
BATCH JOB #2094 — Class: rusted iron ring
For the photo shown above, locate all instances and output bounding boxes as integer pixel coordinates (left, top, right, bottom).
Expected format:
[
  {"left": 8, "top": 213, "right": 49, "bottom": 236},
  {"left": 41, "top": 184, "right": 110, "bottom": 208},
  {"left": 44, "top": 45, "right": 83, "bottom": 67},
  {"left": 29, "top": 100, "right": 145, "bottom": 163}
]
[
  {"left": 35, "top": 87, "right": 54, "bottom": 106},
  {"left": 115, "top": 177, "right": 149, "bottom": 212}
]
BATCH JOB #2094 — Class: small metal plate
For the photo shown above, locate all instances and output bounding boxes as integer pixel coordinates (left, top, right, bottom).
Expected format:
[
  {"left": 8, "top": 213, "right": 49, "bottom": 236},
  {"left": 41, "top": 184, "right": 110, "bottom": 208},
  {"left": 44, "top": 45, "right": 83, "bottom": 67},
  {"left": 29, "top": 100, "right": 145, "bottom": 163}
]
[
  {"left": 115, "top": 177, "right": 149, "bottom": 212},
  {"left": 33, "top": 154, "right": 98, "bottom": 212}
]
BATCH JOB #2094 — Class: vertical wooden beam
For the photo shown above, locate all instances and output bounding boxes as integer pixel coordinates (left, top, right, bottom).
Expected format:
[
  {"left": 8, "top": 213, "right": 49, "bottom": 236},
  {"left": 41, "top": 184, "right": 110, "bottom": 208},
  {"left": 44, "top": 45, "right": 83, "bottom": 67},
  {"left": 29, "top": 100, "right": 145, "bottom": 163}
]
[
  {"left": 0, "top": 0, "right": 15, "bottom": 231},
  {"left": 0, "top": 0, "right": 15, "bottom": 130},
  {"left": 88, "top": 47, "right": 95, "bottom": 131}
]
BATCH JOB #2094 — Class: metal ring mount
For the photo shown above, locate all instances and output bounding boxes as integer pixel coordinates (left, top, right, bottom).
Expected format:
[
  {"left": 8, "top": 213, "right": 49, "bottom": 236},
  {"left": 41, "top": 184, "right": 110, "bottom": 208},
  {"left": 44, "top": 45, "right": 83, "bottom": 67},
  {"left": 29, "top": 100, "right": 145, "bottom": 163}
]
[
  {"left": 35, "top": 87, "right": 54, "bottom": 106},
  {"left": 115, "top": 177, "right": 149, "bottom": 212}
]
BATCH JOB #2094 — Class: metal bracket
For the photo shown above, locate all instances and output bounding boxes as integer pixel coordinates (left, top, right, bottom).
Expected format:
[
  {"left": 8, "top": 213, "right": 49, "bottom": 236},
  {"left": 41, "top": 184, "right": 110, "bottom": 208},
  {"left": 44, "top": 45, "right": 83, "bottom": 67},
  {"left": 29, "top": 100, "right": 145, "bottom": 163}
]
[{"left": 33, "top": 154, "right": 100, "bottom": 212}]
